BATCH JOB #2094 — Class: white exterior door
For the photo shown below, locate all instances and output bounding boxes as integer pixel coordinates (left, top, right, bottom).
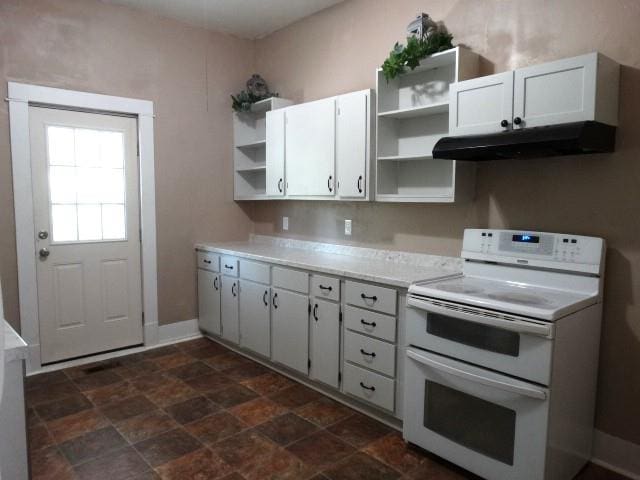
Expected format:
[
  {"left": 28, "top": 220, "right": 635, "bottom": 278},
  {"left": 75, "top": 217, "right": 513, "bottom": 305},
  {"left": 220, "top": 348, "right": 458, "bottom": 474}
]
[
  {"left": 198, "top": 269, "right": 221, "bottom": 336},
  {"left": 239, "top": 280, "right": 270, "bottom": 357},
  {"left": 30, "top": 107, "right": 143, "bottom": 364},
  {"left": 310, "top": 299, "right": 340, "bottom": 388},
  {"left": 449, "top": 71, "right": 514, "bottom": 136},
  {"left": 265, "top": 109, "right": 286, "bottom": 196},
  {"left": 271, "top": 288, "right": 309, "bottom": 374},
  {"left": 221, "top": 276, "right": 239, "bottom": 344},
  {"left": 513, "top": 53, "right": 597, "bottom": 129},
  {"left": 336, "top": 91, "right": 368, "bottom": 198},
  {"left": 285, "top": 98, "right": 336, "bottom": 196}
]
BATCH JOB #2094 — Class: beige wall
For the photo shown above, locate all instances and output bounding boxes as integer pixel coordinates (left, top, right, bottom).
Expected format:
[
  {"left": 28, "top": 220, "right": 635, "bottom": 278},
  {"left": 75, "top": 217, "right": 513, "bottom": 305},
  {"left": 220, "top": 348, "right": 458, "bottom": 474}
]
[
  {"left": 0, "top": 0, "right": 255, "bottom": 328},
  {"left": 252, "top": 0, "right": 640, "bottom": 445}
]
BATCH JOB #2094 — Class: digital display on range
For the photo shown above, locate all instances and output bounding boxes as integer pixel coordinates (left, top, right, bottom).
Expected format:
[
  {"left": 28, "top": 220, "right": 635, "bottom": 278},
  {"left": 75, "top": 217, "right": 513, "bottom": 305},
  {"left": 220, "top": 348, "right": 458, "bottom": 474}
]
[{"left": 512, "top": 234, "right": 540, "bottom": 244}]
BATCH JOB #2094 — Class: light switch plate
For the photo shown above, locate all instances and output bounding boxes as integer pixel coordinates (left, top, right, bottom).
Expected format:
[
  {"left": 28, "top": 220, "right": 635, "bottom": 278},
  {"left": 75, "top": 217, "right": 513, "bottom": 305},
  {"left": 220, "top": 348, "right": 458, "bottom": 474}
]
[
  {"left": 345, "top": 219, "right": 352, "bottom": 236},
  {"left": 283, "top": 216, "right": 289, "bottom": 231}
]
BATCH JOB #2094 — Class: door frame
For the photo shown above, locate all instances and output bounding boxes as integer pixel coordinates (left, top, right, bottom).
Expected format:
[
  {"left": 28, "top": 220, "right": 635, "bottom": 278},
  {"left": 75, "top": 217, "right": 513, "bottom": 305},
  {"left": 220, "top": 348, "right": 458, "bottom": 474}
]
[{"left": 7, "top": 82, "right": 159, "bottom": 373}]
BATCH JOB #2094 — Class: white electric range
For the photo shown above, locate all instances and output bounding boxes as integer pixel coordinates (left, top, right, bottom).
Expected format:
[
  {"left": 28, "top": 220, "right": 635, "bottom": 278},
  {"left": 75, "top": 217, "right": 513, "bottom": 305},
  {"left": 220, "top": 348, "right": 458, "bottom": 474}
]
[{"left": 403, "top": 229, "right": 605, "bottom": 480}]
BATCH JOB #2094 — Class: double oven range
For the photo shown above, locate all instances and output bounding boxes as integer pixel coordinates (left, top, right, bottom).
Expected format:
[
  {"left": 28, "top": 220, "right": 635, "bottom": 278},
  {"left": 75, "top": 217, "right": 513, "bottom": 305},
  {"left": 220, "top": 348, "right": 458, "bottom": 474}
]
[{"left": 404, "top": 229, "right": 605, "bottom": 480}]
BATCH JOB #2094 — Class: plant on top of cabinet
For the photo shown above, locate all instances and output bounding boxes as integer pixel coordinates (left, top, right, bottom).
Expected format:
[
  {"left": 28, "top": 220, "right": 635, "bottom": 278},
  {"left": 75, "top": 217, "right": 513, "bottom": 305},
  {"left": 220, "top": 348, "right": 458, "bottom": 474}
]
[
  {"left": 381, "top": 13, "right": 454, "bottom": 82},
  {"left": 231, "top": 74, "right": 279, "bottom": 112}
]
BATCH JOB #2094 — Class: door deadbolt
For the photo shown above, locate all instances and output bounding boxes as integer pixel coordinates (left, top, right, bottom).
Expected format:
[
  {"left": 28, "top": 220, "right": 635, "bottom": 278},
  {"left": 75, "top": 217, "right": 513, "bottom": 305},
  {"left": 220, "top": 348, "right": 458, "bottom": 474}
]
[
  {"left": 39, "top": 248, "right": 50, "bottom": 259},
  {"left": 38, "top": 230, "right": 49, "bottom": 240}
]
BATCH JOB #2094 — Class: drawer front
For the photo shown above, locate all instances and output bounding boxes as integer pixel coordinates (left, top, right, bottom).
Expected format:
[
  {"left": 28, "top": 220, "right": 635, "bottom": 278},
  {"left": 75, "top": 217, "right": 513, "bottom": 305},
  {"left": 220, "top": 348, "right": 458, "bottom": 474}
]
[
  {"left": 197, "top": 251, "right": 219, "bottom": 272},
  {"left": 221, "top": 256, "right": 239, "bottom": 277},
  {"left": 345, "top": 280, "right": 396, "bottom": 315},
  {"left": 343, "top": 363, "right": 395, "bottom": 412},
  {"left": 311, "top": 275, "right": 340, "bottom": 301},
  {"left": 240, "top": 260, "right": 270, "bottom": 285},
  {"left": 272, "top": 267, "right": 309, "bottom": 294},
  {"left": 344, "top": 305, "right": 396, "bottom": 342},
  {"left": 344, "top": 331, "right": 396, "bottom": 377}
]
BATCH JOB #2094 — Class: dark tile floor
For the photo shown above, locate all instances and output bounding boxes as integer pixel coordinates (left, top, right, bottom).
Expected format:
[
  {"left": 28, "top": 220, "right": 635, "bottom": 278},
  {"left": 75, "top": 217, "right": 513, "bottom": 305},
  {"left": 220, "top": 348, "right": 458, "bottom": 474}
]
[{"left": 25, "top": 338, "right": 627, "bottom": 480}]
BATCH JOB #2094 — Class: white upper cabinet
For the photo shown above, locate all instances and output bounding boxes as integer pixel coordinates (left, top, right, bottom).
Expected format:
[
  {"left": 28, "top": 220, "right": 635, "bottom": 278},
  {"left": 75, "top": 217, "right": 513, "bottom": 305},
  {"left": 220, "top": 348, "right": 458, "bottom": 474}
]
[
  {"left": 265, "top": 109, "right": 286, "bottom": 196},
  {"left": 513, "top": 52, "right": 619, "bottom": 129},
  {"left": 450, "top": 52, "right": 619, "bottom": 136},
  {"left": 285, "top": 98, "right": 336, "bottom": 197},
  {"left": 450, "top": 71, "right": 514, "bottom": 136},
  {"left": 336, "top": 90, "right": 371, "bottom": 199}
]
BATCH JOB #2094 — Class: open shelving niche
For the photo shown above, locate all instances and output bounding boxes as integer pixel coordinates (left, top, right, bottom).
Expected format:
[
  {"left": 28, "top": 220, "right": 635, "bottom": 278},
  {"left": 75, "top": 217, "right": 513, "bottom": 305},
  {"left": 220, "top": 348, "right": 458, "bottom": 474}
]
[
  {"left": 234, "top": 97, "right": 293, "bottom": 200},
  {"left": 375, "top": 46, "right": 479, "bottom": 203}
]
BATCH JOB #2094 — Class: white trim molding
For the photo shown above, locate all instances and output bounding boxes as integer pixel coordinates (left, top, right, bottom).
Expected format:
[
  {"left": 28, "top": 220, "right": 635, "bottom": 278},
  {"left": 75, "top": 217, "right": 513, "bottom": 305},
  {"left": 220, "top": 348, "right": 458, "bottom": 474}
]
[
  {"left": 7, "top": 82, "right": 159, "bottom": 373},
  {"left": 592, "top": 430, "right": 640, "bottom": 479}
]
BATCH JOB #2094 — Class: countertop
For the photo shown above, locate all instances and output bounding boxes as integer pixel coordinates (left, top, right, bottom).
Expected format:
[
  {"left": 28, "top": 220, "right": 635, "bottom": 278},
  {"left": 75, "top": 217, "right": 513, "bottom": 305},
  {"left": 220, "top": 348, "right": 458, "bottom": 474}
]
[
  {"left": 3, "top": 321, "right": 28, "bottom": 362},
  {"left": 195, "top": 235, "right": 462, "bottom": 288}
]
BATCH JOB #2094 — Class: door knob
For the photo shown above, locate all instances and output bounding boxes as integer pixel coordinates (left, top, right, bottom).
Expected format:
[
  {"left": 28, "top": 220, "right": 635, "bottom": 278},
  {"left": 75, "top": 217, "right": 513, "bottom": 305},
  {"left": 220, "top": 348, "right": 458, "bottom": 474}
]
[
  {"left": 500, "top": 119, "right": 509, "bottom": 128},
  {"left": 513, "top": 116, "right": 523, "bottom": 125},
  {"left": 38, "top": 230, "right": 49, "bottom": 240},
  {"left": 39, "top": 248, "right": 50, "bottom": 259}
]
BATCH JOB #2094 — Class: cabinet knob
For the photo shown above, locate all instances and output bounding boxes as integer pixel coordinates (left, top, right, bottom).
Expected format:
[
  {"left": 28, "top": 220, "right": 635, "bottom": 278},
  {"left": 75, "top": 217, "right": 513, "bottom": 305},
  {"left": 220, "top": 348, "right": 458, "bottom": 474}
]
[
  {"left": 500, "top": 119, "right": 509, "bottom": 128},
  {"left": 513, "top": 116, "right": 523, "bottom": 125}
]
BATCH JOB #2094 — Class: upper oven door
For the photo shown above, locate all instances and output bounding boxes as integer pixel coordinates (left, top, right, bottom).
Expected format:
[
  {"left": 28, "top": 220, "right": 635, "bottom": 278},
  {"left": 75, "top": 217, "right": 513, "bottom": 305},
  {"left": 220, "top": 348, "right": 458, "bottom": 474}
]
[
  {"left": 404, "top": 348, "right": 550, "bottom": 480},
  {"left": 406, "top": 296, "right": 554, "bottom": 384}
]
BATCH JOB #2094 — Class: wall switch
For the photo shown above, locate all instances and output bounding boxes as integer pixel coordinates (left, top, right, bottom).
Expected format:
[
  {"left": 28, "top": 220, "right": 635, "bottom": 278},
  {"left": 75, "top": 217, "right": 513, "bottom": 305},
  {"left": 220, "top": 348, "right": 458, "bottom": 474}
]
[
  {"left": 344, "top": 219, "right": 352, "bottom": 236},
  {"left": 283, "top": 216, "right": 289, "bottom": 231}
]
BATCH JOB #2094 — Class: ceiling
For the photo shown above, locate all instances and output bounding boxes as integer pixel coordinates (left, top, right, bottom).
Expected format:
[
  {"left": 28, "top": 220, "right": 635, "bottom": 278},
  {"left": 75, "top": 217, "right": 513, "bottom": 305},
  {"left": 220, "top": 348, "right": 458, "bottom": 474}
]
[{"left": 102, "top": 0, "right": 346, "bottom": 39}]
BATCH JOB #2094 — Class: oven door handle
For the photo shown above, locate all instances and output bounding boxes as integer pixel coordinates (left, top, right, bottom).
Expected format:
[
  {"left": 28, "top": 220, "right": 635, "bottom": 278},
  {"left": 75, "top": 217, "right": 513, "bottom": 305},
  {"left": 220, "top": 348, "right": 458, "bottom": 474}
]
[
  {"left": 407, "top": 296, "right": 552, "bottom": 338},
  {"left": 407, "top": 349, "right": 547, "bottom": 400}
]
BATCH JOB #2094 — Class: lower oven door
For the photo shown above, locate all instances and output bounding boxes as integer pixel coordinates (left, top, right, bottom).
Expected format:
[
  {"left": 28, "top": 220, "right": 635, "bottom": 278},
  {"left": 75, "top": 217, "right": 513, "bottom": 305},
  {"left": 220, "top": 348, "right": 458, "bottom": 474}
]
[
  {"left": 407, "top": 296, "right": 554, "bottom": 384},
  {"left": 404, "top": 348, "right": 549, "bottom": 480}
]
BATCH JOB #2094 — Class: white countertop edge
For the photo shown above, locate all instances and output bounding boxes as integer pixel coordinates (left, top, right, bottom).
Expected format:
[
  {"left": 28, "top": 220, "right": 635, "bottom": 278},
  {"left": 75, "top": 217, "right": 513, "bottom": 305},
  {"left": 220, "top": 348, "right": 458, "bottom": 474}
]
[
  {"left": 4, "top": 320, "right": 28, "bottom": 362},
  {"left": 195, "top": 242, "right": 460, "bottom": 288}
]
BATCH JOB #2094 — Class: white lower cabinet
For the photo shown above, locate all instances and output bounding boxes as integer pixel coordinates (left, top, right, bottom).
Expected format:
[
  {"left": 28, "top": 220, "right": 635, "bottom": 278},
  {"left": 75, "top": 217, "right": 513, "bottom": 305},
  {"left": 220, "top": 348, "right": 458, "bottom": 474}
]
[
  {"left": 239, "top": 280, "right": 271, "bottom": 357},
  {"left": 271, "top": 288, "right": 309, "bottom": 374},
  {"left": 198, "top": 269, "right": 221, "bottom": 336},
  {"left": 221, "top": 276, "right": 239, "bottom": 344},
  {"left": 310, "top": 299, "right": 341, "bottom": 388}
]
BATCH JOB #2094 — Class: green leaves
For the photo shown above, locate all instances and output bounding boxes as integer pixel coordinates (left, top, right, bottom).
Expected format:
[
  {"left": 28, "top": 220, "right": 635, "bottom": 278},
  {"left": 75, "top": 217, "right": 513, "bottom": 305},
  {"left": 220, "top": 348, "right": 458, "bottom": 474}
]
[
  {"left": 381, "top": 31, "right": 454, "bottom": 82},
  {"left": 231, "top": 90, "right": 279, "bottom": 113}
]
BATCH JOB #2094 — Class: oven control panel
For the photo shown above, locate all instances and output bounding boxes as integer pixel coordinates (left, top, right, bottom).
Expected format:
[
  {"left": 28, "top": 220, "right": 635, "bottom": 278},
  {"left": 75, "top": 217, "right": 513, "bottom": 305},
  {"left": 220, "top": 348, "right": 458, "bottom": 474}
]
[{"left": 462, "top": 229, "right": 605, "bottom": 275}]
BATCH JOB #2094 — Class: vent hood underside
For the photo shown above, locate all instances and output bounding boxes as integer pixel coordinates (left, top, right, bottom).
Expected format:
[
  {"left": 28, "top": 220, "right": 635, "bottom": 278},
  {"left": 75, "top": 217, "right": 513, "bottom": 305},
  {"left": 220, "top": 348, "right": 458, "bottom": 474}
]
[{"left": 432, "top": 121, "right": 616, "bottom": 161}]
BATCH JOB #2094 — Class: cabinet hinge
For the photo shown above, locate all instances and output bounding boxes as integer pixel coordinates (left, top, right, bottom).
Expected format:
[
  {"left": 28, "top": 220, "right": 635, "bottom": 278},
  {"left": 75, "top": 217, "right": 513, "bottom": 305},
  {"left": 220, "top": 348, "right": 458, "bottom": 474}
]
[
  {"left": 339, "top": 310, "right": 343, "bottom": 323},
  {"left": 139, "top": 228, "right": 142, "bottom": 242},
  {"left": 141, "top": 311, "right": 145, "bottom": 323},
  {"left": 308, "top": 358, "right": 311, "bottom": 369},
  {"left": 338, "top": 372, "right": 342, "bottom": 383},
  {"left": 308, "top": 301, "right": 311, "bottom": 314}
]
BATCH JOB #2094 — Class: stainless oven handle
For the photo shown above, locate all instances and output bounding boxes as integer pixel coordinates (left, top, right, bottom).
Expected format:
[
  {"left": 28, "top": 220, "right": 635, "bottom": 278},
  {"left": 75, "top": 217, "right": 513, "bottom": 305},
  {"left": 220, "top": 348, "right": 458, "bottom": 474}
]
[
  {"left": 407, "top": 296, "right": 552, "bottom": 338},
  {"left": 407, "top": 349, "right": 547, "bottom": 400}
]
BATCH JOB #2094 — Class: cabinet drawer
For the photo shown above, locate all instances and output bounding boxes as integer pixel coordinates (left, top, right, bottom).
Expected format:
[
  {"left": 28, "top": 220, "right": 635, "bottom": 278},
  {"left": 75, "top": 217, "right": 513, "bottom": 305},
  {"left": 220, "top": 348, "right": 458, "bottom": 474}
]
[
  {"left": 311, "top": 275, "right": 340, "bottom": 301},
  {"left": 344, "top": 331, "right": 396, "bottom": 377},
  {"left": 240, "top": 260, "right": 270, "bottom": 284},
  {"left": 344, "top": 305, "right": 396, "bottom": 342},
  {"left": 343, "top": 363, "right": 395, "bottom": 412},
  {"left": 345, "top": 281, "right": 396, "bottom": 315},
  {"left": 196, "top": 251, "right": 219, "bottom": 272},
  {"left": 221, "top": 256, "right": 238, "bottom": 277},
  {"left": 272, "top": 267, "right": 309, "bottom": 294}
]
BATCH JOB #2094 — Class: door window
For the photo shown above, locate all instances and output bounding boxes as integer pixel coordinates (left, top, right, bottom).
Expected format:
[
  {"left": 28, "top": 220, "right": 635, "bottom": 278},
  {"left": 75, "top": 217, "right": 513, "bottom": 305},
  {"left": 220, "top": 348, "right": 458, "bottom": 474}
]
[
  {"left": 424, "top": 380, "right": 516, "bottom": 465},
  {"left": 46, "top": 125, "right": 127, "bottom": 242}
]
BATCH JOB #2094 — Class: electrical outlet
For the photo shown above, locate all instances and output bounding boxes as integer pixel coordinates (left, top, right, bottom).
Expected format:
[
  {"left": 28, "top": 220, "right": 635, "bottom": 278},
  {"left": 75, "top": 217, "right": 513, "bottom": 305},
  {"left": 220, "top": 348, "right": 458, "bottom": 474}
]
[
  {"left": 283, "top": 216, "right": 289, "bottom": 231},
  {"left": 344, "top": 219, "right": 352, "bottom": 236}
]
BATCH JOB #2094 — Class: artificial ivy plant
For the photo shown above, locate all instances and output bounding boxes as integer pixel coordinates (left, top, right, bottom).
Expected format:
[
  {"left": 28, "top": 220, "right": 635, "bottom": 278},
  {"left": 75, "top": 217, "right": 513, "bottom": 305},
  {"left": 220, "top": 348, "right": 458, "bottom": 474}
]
[
  {"left": 381, "top": 29, "right": 454, "bottom": 82},
  {"left": 231, "top": 74, "right": 279, "bottom": 113}
]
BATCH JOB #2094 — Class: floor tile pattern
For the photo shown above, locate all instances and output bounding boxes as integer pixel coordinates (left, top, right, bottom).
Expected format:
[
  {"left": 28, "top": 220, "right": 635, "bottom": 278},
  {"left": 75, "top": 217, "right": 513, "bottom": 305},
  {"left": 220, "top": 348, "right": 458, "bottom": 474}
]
[{"left": 25, "top": 338, "right": 627, "bottom": 479}]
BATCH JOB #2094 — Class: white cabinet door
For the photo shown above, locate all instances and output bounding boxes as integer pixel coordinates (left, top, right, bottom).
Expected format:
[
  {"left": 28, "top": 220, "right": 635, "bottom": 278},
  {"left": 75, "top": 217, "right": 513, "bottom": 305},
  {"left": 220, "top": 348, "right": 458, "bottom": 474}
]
[
  {"left": 221, "top": 276, "right": 239, "bottom": 344},
  {"left": 337, "top": 91, "right": 368, "bottom": 198},
  {"left": 513, "top": 53, "right": 598, "bottom": 129},
  {"left": 266, "top": 109, "right": 286, "bottom": 196},
  {"left": 198, "top": 269, "right": 221, "bottom": 336},
  {"left": 285, "top": 98, "right": 336, "bottom": 196},
  {"left": 271, "top": 288, "right": 309, "bottom": 374},
  {"left": 240, "top": 280, "right": 271, "bottom": 357},
  {"left": 449, "top": 71, "right": 514, "bottom": 136},
  {"left": 310, "top": 299, "right": 341, "bottom": 388}
]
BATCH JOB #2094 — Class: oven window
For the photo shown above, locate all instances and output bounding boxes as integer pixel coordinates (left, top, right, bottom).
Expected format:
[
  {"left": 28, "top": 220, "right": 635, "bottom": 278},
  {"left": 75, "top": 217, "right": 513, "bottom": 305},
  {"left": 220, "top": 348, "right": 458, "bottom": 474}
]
[
  {"left": 424, "top": 380, "right": 516, "bottom": 465},
  {"left": 427, "top": 313, "right": 520, "bottom": 357}
]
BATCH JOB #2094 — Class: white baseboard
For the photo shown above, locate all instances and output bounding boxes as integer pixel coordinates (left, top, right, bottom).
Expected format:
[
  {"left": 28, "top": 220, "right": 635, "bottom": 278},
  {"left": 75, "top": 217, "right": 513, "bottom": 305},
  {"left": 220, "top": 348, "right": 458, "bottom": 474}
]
[
  {"left": 27, "top": 319, "right": 202, "bottom": 376},
  {"left": 592, "top": 430, "right": 640, "bottom": 479}
]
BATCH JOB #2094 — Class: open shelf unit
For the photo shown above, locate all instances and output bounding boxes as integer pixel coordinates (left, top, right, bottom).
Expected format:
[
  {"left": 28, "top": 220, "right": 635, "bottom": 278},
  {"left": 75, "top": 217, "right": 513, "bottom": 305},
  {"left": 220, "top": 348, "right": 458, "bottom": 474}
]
[
  {"left": 375, "top": 46, "right": 479, "bottom": 203},
  {"left": 234, "top": 97, "right": 293, "bottom": 200}
]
